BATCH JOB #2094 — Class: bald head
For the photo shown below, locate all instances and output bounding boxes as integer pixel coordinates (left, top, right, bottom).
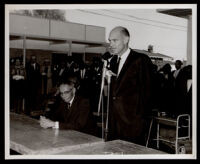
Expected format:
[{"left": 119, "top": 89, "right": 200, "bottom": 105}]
[
  {"left": 108, "top": 26, "right": 130, "bottom": 56},
  {"left": 111, "top": 26, "right": 130, "bottom": 38}
]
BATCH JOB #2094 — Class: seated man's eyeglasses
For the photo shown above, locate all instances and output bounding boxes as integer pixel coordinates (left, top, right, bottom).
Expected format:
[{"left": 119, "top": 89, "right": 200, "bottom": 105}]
[{"left": 60, "top": 88, "right": 73, "bottom": 95}]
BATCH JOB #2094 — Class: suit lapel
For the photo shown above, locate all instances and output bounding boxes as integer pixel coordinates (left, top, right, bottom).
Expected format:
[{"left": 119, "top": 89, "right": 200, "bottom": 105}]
[
  {"left": 115, "top": 50, "right": 138, "bottom": 94},
  {"left": 66, "top": 95, "right": 78, "bottom": 119}
]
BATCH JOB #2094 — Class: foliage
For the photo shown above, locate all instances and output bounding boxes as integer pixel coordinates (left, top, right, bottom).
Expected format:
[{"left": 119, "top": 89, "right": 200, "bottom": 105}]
[{"left": 11, "top": 9, "right": 66, "bottom": 21}]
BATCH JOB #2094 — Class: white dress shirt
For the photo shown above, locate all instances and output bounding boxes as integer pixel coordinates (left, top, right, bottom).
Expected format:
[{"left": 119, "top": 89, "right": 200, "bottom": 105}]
[
  {"left": 117, "top": 48, "right": 131, "bottom": 76},
  {"left": 32, "top": 63, "right": 36, "bottom": 70},
  {"left": 173, "top": 69, "right": 181, "bottom": 79},
  {"left": 68, "top": 96, "right": 75, "bottom": 108},
  {"left": 59, "top": 68, "right": 65, "bottom": 76}
]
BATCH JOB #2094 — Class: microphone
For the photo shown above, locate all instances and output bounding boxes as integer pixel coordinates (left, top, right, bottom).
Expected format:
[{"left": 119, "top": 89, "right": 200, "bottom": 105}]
[
  {"left": 102, "top": 52, "right": 113, "bottom": 60},
  {"left": 102, "top": 51, "right": 114, "bottom": 71}
]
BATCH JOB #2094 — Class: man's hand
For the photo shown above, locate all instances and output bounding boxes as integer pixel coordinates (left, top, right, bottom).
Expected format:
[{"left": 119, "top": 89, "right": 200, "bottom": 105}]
[
  {"left": 40, "top": 116, "right": 55, "bottom": 129},
  {"left": 13, "top": 75, "right": 25, "bottom": 80}
]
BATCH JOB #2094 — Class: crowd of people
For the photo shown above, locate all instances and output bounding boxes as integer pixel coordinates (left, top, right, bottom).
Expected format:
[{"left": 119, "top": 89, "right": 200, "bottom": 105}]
[
  {"left": 10, "top": 55, "right": 103, "bottom": 115},
  {"left": 9, "top": 26, "right": 192, "bottom": 146},
  {"left": 151, "top": 60, "right": 192, "bottom": 118}
]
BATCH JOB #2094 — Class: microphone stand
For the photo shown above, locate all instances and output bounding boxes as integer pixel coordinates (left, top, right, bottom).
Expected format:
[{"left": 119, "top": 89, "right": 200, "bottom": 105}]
[
  {"left": 98, "top": 60, "right": 117, "bottom": 142},
  {"left": 97, "top": 57, "right": 116, "bottom": 141},
  {"left": 104, "top": 72, "right": 112, "bottom": 142},
  {"left": 104, "top": 70, "right": 116, "bottom": 142},
  {"left": 97, "top": 60, "right": 107, "bottom": 141},
  {"left": 97, "top": 60, "right": 106, "bottom": 116}
]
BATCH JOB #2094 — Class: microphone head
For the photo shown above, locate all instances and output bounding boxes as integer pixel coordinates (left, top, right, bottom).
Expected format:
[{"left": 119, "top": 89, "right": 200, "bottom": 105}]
[{"left": 102, "top": 52, "right": 112, "bottom": 60}]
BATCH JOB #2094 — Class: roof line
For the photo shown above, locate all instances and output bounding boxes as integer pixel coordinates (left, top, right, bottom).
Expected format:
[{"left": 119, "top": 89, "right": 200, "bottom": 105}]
[{"left": 10, "top": 33, "right": 108, "bottom": 47}]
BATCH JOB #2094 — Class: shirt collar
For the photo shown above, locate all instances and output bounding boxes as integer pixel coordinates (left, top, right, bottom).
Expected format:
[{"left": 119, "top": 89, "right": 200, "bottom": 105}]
[
  {"left": 69, "top": 95, "right": 75, "bottom": 107},
  {"left": 120, "top": 48, "right": 130, "bottom": 61}
]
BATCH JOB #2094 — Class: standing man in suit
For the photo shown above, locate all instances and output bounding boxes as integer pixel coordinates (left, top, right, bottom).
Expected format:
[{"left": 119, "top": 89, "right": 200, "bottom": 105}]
[
  {"left": 25, "top": 55, "right": 42, "bottom": 115},
  {"left": 10, "top": 57, "right": 26, "bottom": 114},
  {"left": 56, "top": 61, "right": 68, "bottom": 86},
  {"left": 41, "top": 59, "right": 52, "bottom": 97},
  {"left": 107, "top": 26, "right": 153, "bottom": 145},
  {"left": 172, "top": 60, "right": 183, "bottom": 80}
]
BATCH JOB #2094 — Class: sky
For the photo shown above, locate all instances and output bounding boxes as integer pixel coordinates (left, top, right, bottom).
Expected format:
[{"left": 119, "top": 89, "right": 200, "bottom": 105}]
[{"left": 65, "top": 9, "right": 188, "bottom": 61}]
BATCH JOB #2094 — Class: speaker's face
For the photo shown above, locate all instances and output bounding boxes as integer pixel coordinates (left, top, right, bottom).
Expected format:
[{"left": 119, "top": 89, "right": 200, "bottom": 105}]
[{"left": 108, "top": 29, "right": 128, "bottom": 57}]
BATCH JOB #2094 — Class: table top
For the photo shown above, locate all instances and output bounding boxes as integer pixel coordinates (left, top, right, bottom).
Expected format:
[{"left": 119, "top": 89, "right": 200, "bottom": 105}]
[
  {"left": 10, "top": 112, "right": 103, "bottom": 155},
  {"left": 10, "top": 112, "right": 167, "bottom": 156},
  {"left": 55, "top": 140, "right": 167, "bottom": 155}
]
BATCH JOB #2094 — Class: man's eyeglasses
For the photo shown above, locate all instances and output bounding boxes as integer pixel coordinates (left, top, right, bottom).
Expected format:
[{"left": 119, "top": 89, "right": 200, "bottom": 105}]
[{"left": 60, "top": 88, "right": 73, "bottom": 95}]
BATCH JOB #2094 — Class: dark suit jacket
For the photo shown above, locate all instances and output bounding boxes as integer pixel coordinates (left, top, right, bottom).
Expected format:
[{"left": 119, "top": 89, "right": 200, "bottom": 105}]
[
  {"left": 109, "top": 49, "right": 153, "bottom": 144},
  {"left": 26, "top": 62, "right": 41, "bottom": 82},
  {"left": 56, "top": 67, "right": 69, "bottom": 84},
  {"left": 49, "top": 94, "right": 97, "bottom": 136},
  {"left": 25, "top": 62, "right": 42, "bottom": 98},
  {"left": 173, "top": 68, "right": 190, "bottom": 115}
]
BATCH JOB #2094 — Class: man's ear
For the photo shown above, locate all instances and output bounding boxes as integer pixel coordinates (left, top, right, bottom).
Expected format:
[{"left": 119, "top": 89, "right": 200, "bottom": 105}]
[
  {"left": 123, "top": 36, "right": 129, "bottom": 44},
  {"left": 72, "top": 88, "right": 76, "bottom": 94}
]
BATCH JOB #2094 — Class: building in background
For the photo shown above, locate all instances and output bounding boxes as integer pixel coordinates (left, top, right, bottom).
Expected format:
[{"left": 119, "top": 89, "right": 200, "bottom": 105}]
[
  {"left": 134, "top": 45, "right": 174, "bottom": 70},
  {"left": 9, "top": 13, "right": 107, "bottom": 67},
  {"left": 157, "top": 9, "right": 192, "bottom": 65},
  {"left": 65, "top": 9, "right": 188, "bottom": 63}
]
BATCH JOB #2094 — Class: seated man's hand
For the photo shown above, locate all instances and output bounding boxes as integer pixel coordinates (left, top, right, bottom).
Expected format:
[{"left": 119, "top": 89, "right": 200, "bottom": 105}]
[
  {"left": 13, "top": 75, "right": 25, "bottom": 80},
  {"left": 40, "top": 116, "right": 55, "bottom": 129}
]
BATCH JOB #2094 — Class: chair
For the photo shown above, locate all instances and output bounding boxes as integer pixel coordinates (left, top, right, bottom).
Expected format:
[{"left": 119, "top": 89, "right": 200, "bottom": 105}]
[{"left": 146, "top": 114, "right": 190, "bottom": 154}]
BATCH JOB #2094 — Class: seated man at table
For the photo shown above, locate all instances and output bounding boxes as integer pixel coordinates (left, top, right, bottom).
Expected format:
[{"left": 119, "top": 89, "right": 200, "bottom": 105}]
[{"left": 40, "top": 74, "right": 97, "bottom": 136}]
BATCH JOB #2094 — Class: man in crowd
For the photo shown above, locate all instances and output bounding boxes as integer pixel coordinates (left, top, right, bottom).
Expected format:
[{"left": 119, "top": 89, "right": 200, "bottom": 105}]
[
  {"left": 107, "top": 26, "right": 153, "bottom": 145},
  {"left": 56, "top": 61, "right": 68, "bottom": 86},
  {"left": 41, "top": 59, "right": 52, "bottom": 97},
  {"left": 158, "top": 63, "right": 175, "bottom": 116},
  {"left": 172, "top": 60, "right": 183, "bottom": 79},
  {"left": 10, "top": 57, "right": 26, "bottom": 114},
  {"left": 173, "top": 64, "right": 192, "bottom": 116},
  {"left": 25, "top": 55, "right": 41, "bottom": 115}
]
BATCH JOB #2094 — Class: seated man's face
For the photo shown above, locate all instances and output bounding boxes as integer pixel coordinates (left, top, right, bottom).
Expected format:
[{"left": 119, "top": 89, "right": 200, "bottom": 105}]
[{"left": 59, "top": 84, "right": 75, "bottom": 103}]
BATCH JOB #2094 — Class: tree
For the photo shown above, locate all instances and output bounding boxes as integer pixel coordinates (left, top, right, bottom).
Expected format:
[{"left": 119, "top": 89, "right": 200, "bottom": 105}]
[{"left": 11, "top": 9, "right": 66, "bottom": 22}]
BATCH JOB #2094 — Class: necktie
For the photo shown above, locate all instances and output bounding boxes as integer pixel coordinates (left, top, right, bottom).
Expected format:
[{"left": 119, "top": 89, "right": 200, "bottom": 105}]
[
  {"left": 110, "top": 55, "right": 121, "bottom": 75},
  {"left": 44, "top": 66, "right": 48, "bottom": 74},
  {"left": 66, "top": 103, "right": 70, "bottom": 110},
  {"left": 116, "top": 57, "right": 121, "bottom": 75},
  {"left": 16, "top": 68, "right": 19, "bottom": 75}
]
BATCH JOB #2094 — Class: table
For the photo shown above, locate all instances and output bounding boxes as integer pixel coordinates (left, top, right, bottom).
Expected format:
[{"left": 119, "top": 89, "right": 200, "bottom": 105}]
[
  {"left": 55, "top": 140, "right": 167, "bottom": 155},
  {"left": 10, "top": 112, "right": 103, "bottom": 155},
  {"left": 10, "top": 112, "right": 167, "bottom": 156}
]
